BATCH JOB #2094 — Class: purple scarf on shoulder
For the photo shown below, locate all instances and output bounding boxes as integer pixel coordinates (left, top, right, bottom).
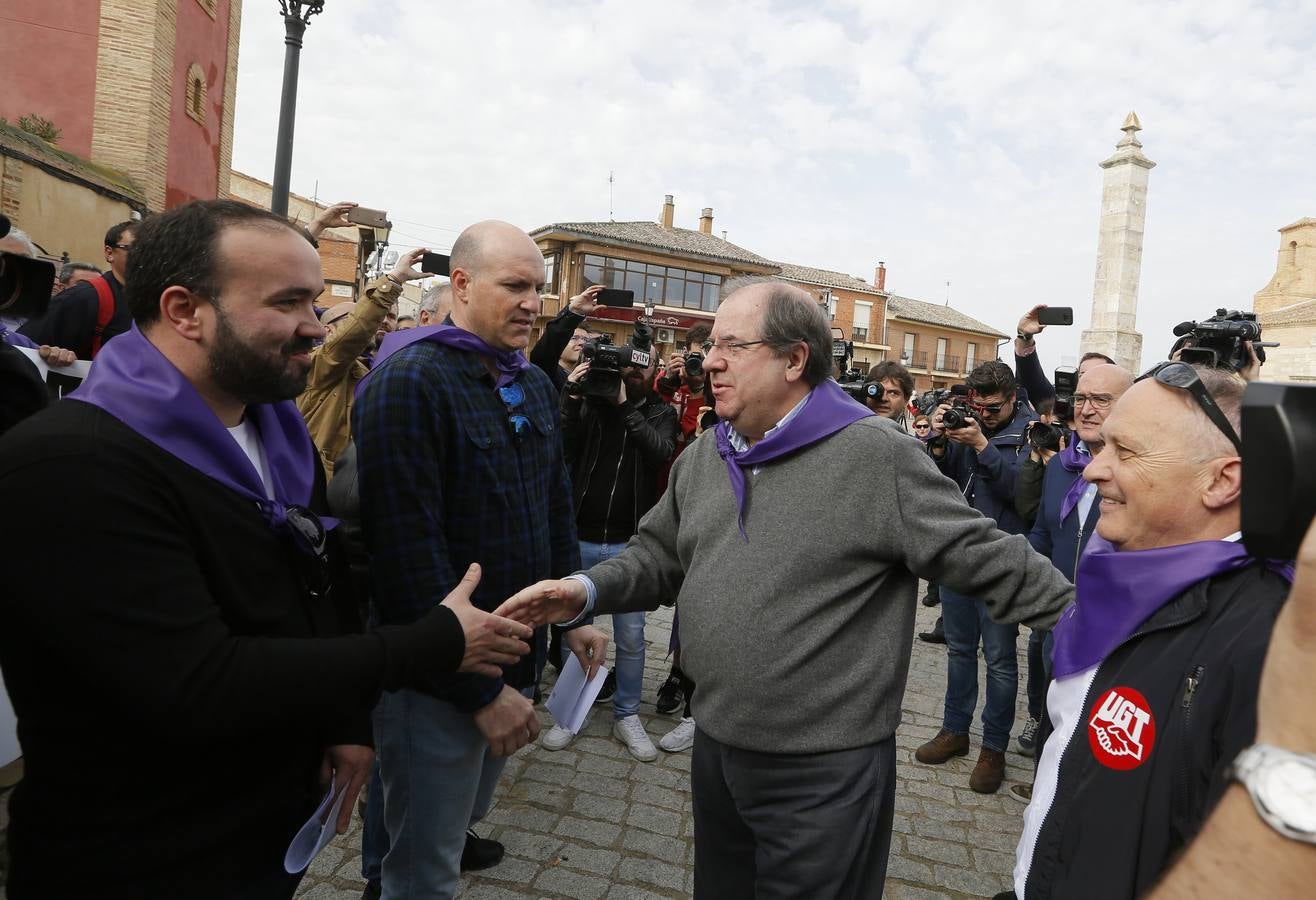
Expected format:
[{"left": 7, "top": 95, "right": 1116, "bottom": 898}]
[
  {"left": 1050, "top": 536, "right": 1294, "bottom": 678},
  {"left": 357, "top": 323, "right": 529, "bottom": 395},
  {"left": 70, "top": 324, "right": 324, "bottom": 532},
  {"left": 714, "top": 379, "right": 872, "bottom": 539},
  {"left": 1057, "top": 440, "right": 1091, "bottom": 523}
]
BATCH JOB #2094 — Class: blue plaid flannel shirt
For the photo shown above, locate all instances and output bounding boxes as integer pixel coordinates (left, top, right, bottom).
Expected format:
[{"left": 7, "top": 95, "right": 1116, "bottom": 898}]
[{"left": 353, "top": 340, "right": 580, "bottom": 712}]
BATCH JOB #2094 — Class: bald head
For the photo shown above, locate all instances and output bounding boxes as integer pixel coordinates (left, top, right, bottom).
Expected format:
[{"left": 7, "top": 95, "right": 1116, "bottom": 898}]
[
  {"left": 448, "top": 220, "right": 545, "bottom": 350},
  {"left": 449, "top": 220, "right": 541, "bottom": 279}
]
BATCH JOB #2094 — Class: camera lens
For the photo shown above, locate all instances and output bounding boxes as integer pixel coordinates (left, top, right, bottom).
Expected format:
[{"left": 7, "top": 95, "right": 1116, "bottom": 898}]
[{"left": 686, "top": 353, "right": 704, "bottom": 378}]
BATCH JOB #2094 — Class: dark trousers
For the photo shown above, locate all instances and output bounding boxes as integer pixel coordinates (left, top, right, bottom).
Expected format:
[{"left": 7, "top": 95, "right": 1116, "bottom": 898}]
[
  {"left": 1025, "top": 628, "right": 1049, "bottom": 721},
  {"left": 691, "top": 728, "right": 897, "bottom": 900}
]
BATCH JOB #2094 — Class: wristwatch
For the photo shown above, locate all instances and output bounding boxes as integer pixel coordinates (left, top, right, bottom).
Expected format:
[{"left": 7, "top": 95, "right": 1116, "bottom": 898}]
[
  {"left": 1229, "top": 744, "right": 1316, "bottom": 843},
  {"left": 1016, "top": 331, "right": 1034, "bottom": 343}
]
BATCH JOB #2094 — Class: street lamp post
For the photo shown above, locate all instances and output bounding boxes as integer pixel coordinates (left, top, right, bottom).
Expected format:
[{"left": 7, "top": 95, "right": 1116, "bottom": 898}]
[{"left": 270, "top": 1, "right": 325, "bottom": 218}]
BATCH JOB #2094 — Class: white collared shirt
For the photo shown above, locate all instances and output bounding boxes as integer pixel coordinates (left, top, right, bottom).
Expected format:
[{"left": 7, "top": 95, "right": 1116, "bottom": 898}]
[{"left": 726, "top": 389, "right": 814, "bottom": 474}]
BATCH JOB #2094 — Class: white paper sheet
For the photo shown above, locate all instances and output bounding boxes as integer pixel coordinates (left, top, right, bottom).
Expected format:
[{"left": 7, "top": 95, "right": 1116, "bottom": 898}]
[
  {"left": 15, "top": 347, "right": 92, "bottom": 397},
  {"left": 283, "top": 780, "right": 350, "bottom": 873},
  {"left": 545, "top": 654, "right": 610, "bottom": 735}
]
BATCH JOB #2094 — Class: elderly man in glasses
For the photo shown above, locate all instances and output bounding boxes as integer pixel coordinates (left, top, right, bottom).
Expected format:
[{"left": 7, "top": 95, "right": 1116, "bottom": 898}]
[
  {"left": 493, "top": 279, "right": 1075, "bottom": 899},
  {"left": 920, "top": 359, "right": 1039, "bottom": 793},
  {"left": 997, "top": 361, "right": 1293, "bottom": 900}
]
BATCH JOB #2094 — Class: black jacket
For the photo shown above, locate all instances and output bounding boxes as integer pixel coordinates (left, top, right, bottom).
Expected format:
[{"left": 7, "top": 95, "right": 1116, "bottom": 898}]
[
  {"left": 1023, "top": 564, "right": 1289, "bottom": 900},
  {"left": 561, "top": 391, "right": 677, "bottom": 542},
  {"left": 530, "top": 305, "right": 588, "bottom": 392},
  {"left": 19, "top": 271, "right": 129, "bottom": 359}
]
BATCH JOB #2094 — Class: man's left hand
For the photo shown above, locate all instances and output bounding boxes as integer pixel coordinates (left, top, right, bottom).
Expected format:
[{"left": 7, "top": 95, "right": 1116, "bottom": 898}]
[
  {"left": 38, "top": 345, "right": 76, "bottom": 368},
  {"left": 564, "top": 625, "right": 609, "bottom": 683},
  {"left": 319, "top": 743, "right": 374, "bottom": 834},
  {"left": 308, "top": 201, "right": 358, "bottom": 238},
  {"left": 945, "top": 416, "right": 989, "bottom": 452},
  {"left": 390, "top": 247, "right": 434, "bottom": 285}
]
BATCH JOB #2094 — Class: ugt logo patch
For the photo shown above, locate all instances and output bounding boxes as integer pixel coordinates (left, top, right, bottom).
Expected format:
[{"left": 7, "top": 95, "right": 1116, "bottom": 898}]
[{"left": 1088, "top": 686, "right": 1156, "bottom": 771}]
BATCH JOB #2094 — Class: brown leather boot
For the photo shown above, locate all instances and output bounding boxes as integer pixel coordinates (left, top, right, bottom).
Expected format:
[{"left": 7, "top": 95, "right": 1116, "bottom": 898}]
[
  {"left": 915, "top": 728, "right": 970, "bottom": 764},
  {"left": 969, "top": 748, "right": 1006, "bottom": 793}
]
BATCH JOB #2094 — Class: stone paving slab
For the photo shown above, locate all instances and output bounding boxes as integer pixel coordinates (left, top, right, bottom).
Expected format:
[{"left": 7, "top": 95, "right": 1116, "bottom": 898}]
[{"left": 288, "top": 587, "right": 1037, "bottom": 900}]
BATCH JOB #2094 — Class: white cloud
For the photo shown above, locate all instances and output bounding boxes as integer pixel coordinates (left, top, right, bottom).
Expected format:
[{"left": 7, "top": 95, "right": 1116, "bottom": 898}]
[{"left": 232, "top": 0, "right": 1316, "bottom": 370}]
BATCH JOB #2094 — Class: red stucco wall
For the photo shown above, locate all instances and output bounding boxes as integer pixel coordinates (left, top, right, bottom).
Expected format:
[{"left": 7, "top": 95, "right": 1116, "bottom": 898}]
[
  {"left": 165, "top": 0, "right": 231, "bottom": 208},
  {"left": 0, "top": 0, "right": 101, "bottom": 158}
]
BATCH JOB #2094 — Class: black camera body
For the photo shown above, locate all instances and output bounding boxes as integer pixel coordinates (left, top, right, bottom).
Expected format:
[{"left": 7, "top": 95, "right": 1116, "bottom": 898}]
[
  {"left": 579, "top": 326, "right": 653, "bottom": 399},
  {"left": 941, "top": 397, "right": 982, "bottom": 431},
  {"left": 917, "top": 388, "right": 951, "bottom": 416},
  {"left": 684, "top": 349, "right": 705, "bottom": 379},
  {"left": 837, "top": 367, "right": 867, "bottom": 402},
  {"left": 1053, "top": 366, "right": 1079, "bottom": 422},
  {"left": 1171, "top": 309, "right": 1267, "bottom": 372},
  {"left": 1241, "top": 381, "right": 1316, "bottom": 560},
  {"left": 1025, "top": 419, "right": 1066, "bottom": 453}
]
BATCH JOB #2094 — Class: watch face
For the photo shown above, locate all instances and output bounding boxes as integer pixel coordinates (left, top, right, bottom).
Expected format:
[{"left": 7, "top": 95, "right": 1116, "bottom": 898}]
[{"left": 1259, "top": 757, "right": 1316, "bottom": 833}]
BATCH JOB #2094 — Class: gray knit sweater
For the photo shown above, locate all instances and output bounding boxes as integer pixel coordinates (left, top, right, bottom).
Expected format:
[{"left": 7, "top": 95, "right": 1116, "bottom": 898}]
[{"left": 586, "top": 414, "right": 1074, "bottom": 754}]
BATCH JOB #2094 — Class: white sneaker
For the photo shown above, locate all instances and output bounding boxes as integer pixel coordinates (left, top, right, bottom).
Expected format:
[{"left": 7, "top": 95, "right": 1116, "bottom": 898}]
[
  {"left": 612, "top": 715, "right": 658, "bottom": 761},
  {"left": 541, "top": 724, "right": 575, "bottom": 751},
  {"left": 659, "top": 717, "right": 696, "bottom": 753}
]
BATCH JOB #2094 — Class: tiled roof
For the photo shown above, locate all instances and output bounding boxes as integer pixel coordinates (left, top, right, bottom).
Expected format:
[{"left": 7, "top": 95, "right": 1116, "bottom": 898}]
[
  {"left": 774, "top": 261, "right": 884, "bottom": 296},
  {"left": 530, "top": 221, "right": 776, "bottom": 268},
  {"left": 885, "top": 294, "right": 1009, "bottom": 338}
]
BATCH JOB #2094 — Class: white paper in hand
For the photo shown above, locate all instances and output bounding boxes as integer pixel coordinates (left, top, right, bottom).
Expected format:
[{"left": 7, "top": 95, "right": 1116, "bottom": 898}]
[
  {"left": 283, "top": 780, "right": 349, "bottom": 873},
  {"left": 545, "top": 654, "right": 610, "bottom": 734}
]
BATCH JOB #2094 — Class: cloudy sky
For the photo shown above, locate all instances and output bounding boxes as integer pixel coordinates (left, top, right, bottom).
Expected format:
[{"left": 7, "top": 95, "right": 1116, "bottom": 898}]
[{"left": 231, "top": 0, "right": 1316, "bottom": 371}]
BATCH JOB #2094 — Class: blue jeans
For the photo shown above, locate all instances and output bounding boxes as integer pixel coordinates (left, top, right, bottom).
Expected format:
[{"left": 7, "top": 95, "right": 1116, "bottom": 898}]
[
  {"left": 940, "top": 588, "right": 1019, "bottom": 752},
  {"left": 578, "top": 540, "right": 645, "bottom": 720},
  {"left": 360, "top": 757, "right": 386, "bottom": 888},
  {"left": 375, "top": 687, "right": 524, "bottom": 899}
]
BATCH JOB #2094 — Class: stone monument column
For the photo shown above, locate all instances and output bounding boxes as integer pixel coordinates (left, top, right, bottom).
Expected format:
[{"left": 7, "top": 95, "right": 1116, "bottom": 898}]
[{"left": 1081, "top": 112, "right": 1155, "bottom": 373}]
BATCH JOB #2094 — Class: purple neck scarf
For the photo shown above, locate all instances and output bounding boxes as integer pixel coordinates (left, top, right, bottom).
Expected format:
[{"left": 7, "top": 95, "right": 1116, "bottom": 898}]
[
  {"left": 70, "top": 324, "right": 324, "bottom": 533},
  {"left": 1057, "top": 440, "right": 1092, "bottom": 523},
  {"left": 358, "top": 323, "right": 529, "bottom": 395},
  {"left": 715, "top": 379, "right": 872, "bottom": 539},
  {"left": 1051, "top": 538, "right": 1294, "bottom": 678}
]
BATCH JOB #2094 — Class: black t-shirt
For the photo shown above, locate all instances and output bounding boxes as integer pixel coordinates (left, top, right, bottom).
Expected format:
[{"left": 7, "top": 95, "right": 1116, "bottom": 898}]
[
  {"left": 18, "top": 271, "right": 130, "bottom": 359},
  {"left": 0, "top": 400, "right": 392, "bottom": 898}
]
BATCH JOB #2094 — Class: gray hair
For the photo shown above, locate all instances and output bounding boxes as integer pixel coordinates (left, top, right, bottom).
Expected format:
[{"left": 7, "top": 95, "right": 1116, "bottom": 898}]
[
  {"left": 1182, "top": 364, "right": 1246, "bottom": 461},
  {"left": 723, "top": 278, "right": 833, "bottom": 387},
  {"left": 420, "top": 282, "right": 452, "bottom": 317},
  {"left": 59, "top": 261, "right": 100, "bottom": 283},
  {"left": 2, "top": 227, "right": 38, "bottom": 258}
]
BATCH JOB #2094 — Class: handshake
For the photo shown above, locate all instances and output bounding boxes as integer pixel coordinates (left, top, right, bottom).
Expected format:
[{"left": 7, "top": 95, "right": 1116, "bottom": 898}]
[{"left": 437, "top": 568, "right": 599, "bottom": 756}]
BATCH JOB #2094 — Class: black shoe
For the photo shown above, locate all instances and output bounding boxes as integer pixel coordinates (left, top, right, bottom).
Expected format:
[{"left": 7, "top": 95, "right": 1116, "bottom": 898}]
[
  {"left": 656, "top": 669, "right": 685, "bottom": 715},
  {"left": 921, "top": 592, "right": 940, "bottom": 608},
  {"left": 461, "top": 828, "right": 505, "bottom": 872},
  {"left": 918, "top": 616, "right": 946, "bottom": 644},
  {"left": 592, "top": 669, "right": 617, "bottom": 705},
  {"left": 360, "top": 882, "right": 382, "bottom": 900},
  {"left": 533, "top": 685, "right": 543, "bottom": 705}
]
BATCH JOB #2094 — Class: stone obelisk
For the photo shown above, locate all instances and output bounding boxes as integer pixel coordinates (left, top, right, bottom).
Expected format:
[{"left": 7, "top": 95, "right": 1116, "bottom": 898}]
[{"left": 1081, "top": 112, "right": 1155, "bottom": 373}]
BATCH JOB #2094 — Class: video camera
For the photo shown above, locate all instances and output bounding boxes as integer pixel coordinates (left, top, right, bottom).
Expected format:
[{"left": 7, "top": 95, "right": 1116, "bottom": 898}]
[
  {"left": 837, "top": 367, "right": 868, "bottom": 402},
  {"left": 917, "top": 387, "right": 951, "bottom": 417},
  {"left": 1242, "top": 381, "right": 1315, "bottom": 560},
  {"left": 578, "top": 324, "right": 653, "bottom": 399},
  {"left": 0, "top": 214, "right": 56, "bottom": 320},
  {"left": 1171, "top": 309, "right": 1277, "bottom": 372}
]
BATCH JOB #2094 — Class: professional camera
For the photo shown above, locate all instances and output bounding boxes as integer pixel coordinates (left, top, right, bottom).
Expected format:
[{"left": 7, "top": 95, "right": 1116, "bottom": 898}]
[
  {"left": 837, "top": 367, "right": 867, "bottom": 402},
  {"left": 917, "top": 387, "right": 951, "bottom": 417},
  {"left": 1053, "top": 366, "right": 1078, "bottom": 422},
  {"left": 579, "top": 324, "right": 653, "bottom": 399},
  {"left": 1241, "top": 381, "right": 1315, "bottom": 560},
  {"left": 684, "top": 348, "right": 705, "bottom": 378},
  {"left": 1170, "top": 309, "right": 1275, "bottom": 372},
  {"left": 1025, "top": 419, "right": 1066, "bottom": 453},
  {"left": 941, "top": 396, "right": 982, "bottom": 431},
  {"left": 0, "top": 213, "right": 55, "bottom": 320}
]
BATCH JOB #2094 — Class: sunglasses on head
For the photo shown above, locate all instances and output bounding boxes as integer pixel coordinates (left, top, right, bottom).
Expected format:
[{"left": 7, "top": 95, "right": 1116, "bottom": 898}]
[{"left": 1137, "top": 361, "right": 1243, "bottom": 454}]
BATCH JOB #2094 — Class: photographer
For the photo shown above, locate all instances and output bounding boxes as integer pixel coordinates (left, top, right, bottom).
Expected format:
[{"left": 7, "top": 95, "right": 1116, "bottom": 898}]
[
  {"left": 863, "top": 360, "right": 916, "bottom": 434},
  {"left": 1014, "top": 400, "right": 1064, "bottom": 527},
  {"left": 656, "top": 323, "right": 712, "bottom": 452},
  {"left": 542, "top": 340, "right": 677, "bottom": 761},
  {"left": 528, "top": 284, "right": 605, "bottom": 391},
  {"left": 918, "top": 360, "right": 1035, "bottom": 794}
]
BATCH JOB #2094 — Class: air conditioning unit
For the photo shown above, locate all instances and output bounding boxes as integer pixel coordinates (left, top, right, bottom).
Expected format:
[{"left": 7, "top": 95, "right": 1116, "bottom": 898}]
[{"left": 655, "top": 327, "right": 675, "bottom": 344}]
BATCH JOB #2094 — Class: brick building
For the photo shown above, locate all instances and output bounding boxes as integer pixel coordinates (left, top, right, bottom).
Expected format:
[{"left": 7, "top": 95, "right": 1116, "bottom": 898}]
[{"left": 884, "top": 295, "right": 1008, "bottom": 393}]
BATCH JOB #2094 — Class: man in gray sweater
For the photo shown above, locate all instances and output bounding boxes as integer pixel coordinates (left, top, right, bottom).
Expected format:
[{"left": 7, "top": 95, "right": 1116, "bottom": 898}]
[{"left": 497, "top": 281, "right": 1075, "bottom": 899}]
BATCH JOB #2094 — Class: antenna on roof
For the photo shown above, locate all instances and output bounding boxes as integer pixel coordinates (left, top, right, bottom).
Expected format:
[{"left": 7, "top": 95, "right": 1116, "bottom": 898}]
[
  {"left": 945, "top": 281, "right": 951, "bottom": 306},
  {"left": 608, "top": 170, "right": 614, "bottom": 222}
]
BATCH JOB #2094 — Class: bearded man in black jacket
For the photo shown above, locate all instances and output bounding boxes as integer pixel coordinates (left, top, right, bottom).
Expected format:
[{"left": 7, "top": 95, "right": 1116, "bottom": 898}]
[
  {"left": 1002, "top": 363, "right": 1292, "bottom": 900},
  {"left": 0, "top": 200, "right": 532, "bottom": 900}
]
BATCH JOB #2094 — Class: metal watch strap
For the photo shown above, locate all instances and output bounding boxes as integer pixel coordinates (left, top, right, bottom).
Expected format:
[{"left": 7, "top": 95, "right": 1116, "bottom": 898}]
[{"left": 1230, "top": 744, "right": 1316, "bottom": 844}]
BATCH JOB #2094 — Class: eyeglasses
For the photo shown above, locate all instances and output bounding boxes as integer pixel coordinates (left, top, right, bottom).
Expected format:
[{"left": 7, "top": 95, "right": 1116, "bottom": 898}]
[
  {"left": 969, "top": 400, "right": 1006, "bottom": 414},
  {"left": 499, "top": 383, "right": 532, "bottom": 445},
  {"left": 109, "top": 243, "right": 133, "bottom": 251},
  {"left": 1072, "top": 393, "right": 1115, "bottom": 411},
  {"left": 702, "top": 338, "right": 768, "bottom": 356},
  {"left": 1137, "top": 361, "right": 1243, "bottom": 454},
  {"left": 285, "top": 504, "right": 332, "bottom": 598}
]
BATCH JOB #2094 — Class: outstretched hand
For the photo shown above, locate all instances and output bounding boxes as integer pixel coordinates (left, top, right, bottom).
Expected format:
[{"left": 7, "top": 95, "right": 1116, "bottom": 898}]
[
  {"left": 441, "top": 564, "right": 535, "bottom": 677},
  {"left": 494, "top": 578, "right": 589, "bottom": 628}
]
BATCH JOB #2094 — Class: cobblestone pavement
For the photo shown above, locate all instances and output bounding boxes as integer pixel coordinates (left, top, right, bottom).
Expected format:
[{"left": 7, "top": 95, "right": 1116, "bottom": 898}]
[{"left": 295, "top": 587, "right": 1036, "bottom": 900}]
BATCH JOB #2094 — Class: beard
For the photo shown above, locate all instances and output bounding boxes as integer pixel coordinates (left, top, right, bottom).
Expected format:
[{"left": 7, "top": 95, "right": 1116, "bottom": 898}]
[{"left": 207, "top": 306, "right": 314, "bottom": 405}]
